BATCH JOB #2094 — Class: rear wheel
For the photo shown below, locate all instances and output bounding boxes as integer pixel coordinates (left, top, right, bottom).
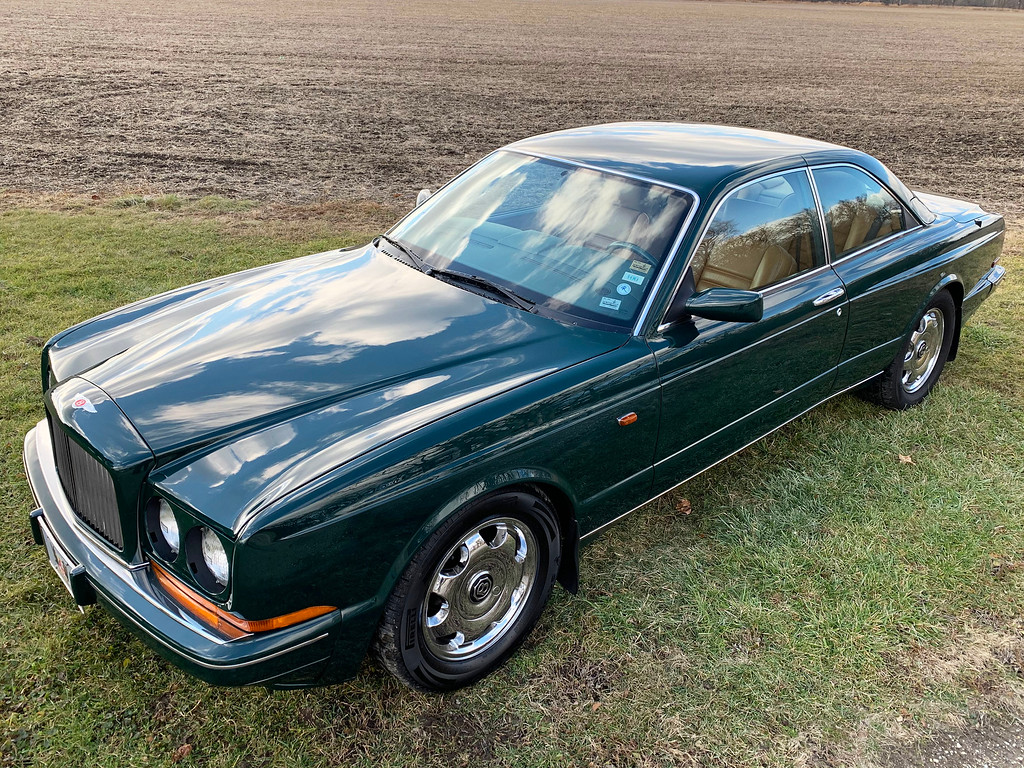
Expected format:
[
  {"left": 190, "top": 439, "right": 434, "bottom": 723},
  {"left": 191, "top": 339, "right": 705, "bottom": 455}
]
[
  {"left": 374, "top": 488, "right": 560, "bottom": 691},
  {"left": 865, "top": 290, "right": 956, "bottom": 410}
]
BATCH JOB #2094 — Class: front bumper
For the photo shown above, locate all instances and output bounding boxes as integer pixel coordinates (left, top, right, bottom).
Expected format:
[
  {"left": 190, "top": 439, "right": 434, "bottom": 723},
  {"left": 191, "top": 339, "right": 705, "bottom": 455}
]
[{"left": 23, "top": 420, "right": 342, "bottom": 687}]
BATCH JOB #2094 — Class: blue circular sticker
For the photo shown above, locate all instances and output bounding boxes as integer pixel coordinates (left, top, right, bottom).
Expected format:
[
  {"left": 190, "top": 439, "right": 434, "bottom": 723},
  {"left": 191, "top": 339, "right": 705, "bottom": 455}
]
[{"left": 616, "top": 283, "right": 631, "bottom": 296}]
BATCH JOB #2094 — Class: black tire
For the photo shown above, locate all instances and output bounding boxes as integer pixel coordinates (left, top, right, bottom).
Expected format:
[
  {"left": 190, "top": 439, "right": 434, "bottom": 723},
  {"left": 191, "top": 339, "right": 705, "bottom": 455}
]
[
  {"left": 373, "top": 488, "right": 560, "bottom": 692},
  {"left": 864, "top": 290, "right": 956, "bottom": 410}
]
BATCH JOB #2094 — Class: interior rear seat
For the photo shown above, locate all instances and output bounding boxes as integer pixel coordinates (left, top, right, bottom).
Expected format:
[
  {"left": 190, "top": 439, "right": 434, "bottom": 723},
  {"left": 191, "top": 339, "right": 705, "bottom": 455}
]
[{"left": 829, "top": 195, "right": 897, "bottom": 254}]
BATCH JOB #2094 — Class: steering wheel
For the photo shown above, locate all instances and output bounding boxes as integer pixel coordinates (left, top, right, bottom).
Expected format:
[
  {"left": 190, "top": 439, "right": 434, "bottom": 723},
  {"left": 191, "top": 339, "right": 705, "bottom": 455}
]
[{"left": 605, "top": 241, "right": 657, "bottom": 266}]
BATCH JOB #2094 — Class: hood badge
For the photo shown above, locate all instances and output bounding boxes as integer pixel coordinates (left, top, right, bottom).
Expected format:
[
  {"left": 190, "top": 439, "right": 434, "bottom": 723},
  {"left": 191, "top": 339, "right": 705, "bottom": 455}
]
[{"left": 71, "top": 393, "right": 97, "bottom": 414}]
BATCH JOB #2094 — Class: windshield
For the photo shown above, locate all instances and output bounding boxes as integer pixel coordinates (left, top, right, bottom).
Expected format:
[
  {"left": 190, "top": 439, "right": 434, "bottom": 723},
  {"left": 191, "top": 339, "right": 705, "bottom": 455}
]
[{"left": 387, "top": 151, "right": 694, "bottom": 330}]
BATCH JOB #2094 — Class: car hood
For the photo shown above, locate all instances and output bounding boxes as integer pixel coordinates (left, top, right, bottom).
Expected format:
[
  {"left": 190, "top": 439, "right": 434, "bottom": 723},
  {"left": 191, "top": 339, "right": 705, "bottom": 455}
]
[{"left": 73, "top": 244, "right": 623, "bottom": 461}]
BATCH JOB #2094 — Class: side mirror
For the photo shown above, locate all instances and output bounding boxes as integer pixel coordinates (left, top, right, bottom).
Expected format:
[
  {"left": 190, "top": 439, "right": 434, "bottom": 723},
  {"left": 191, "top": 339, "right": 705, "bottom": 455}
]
[
  {"left": 416, "top": 189, "right": 433, "bottom": 207},
  {"left": 682, "top": 288, "right": 763, "bottom": 323}
]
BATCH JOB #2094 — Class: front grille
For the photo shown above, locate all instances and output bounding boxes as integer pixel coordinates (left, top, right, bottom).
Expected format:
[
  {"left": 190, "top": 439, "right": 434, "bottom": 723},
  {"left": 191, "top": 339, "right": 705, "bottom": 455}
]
[{"left": 50, "top": 422, "right": 124, "bottom": 549}]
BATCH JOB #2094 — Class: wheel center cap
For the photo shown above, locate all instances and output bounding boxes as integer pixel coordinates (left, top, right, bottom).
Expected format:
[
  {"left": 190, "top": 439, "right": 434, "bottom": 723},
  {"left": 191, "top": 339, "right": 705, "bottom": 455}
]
[
  {"left": 916, "top": 341, "right": 928, "bottom": 359},
  {"left": 468, "top": 572, "right": 493, "bottom": 603}
]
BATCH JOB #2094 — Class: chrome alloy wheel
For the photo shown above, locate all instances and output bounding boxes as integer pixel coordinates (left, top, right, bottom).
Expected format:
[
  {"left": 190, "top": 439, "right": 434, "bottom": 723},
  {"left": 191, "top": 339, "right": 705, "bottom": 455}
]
[
  {"left": 421, "top": 518, "right": 538, "bottom": 661},
  {"left": 902, "top": 308, "right": 945, "bottom": 394}
]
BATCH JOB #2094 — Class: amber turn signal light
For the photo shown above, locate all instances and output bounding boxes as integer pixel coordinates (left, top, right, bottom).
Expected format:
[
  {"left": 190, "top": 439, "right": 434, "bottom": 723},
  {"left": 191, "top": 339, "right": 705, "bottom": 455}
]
[
  {"left": 616, "top": 412, "right": 638, "bottom": 426},
  {"left": 150, "top": 561, "right": 335, "bottom": 638}
]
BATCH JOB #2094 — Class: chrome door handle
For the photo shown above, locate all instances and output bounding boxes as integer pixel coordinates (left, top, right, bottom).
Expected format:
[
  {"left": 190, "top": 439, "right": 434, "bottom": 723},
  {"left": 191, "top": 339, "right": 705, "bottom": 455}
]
[{"left": 813, "top": 287, "right": 846, "bottom": 306}]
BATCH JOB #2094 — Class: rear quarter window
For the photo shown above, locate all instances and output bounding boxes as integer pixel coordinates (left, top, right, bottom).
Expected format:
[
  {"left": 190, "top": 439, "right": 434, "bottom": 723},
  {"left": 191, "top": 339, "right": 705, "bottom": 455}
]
[{"left": 812, "top": 166, "right": 910, "bottom": 257}]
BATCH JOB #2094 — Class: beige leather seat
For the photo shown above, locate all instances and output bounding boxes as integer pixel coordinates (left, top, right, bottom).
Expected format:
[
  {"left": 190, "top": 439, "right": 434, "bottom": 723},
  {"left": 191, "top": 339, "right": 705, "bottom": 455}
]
[
  {"left": 834, "top": 203, "right": 874, "bottom": 253},
  {"left": 592, "top": 208, "right": 650, "bottom": 248},
  {"left": 830, "top": 195, "right": 899, "bottom": 255},
  {"left": 696, "top": 236, "right": 797, "bottom": 292}
]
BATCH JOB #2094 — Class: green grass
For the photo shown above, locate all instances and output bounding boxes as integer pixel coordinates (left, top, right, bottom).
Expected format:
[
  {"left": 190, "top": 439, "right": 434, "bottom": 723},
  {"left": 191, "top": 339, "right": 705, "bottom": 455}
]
[
  {"left": 1, "top": 203, "right": 1022, "bottom": 767},
  {"left": 107, "top": 195, "right": 259, "bottom": 214}
]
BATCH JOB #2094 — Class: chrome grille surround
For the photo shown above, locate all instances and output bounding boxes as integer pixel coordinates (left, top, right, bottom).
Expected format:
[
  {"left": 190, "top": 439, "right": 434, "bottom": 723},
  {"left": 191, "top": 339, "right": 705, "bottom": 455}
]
[{"left": 48, "top": 419, "right": 124, "bottom": 549}]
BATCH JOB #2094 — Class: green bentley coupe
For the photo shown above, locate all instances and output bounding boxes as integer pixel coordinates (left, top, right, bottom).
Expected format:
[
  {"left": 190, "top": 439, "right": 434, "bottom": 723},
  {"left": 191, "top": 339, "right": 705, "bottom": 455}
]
[{"left": 24, "top": 123, "right": 1005, "bottom": 691}]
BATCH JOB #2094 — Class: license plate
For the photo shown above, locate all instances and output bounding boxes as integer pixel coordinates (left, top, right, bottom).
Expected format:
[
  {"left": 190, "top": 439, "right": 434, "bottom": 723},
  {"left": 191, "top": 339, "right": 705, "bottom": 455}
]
[{"left": 40, "top": 520, "right": 83, "bottom": 605}]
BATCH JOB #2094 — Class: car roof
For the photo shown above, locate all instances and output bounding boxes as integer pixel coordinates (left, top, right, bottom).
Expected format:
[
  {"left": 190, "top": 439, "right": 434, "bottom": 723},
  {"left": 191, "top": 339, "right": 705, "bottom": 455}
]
[{"left": 505, "top": 122, "right": 855, "bottom": 200}]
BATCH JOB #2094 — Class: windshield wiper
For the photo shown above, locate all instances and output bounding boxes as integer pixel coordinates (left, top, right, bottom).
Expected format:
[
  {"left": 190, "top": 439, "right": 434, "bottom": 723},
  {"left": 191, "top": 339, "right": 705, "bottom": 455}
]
[
  {"left": 375, "top": 234, "right": 429, "bottom": 273},
  {"left": 376, "top": 235, "right": 534, "bottom": 312},
  {"left": 431, "top": 268, "right": 536, "bottom": 312}
]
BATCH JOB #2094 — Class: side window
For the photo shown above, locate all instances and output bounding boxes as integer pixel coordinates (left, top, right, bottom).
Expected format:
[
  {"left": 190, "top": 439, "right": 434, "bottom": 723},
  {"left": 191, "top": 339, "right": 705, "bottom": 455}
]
[
  {"left": 692, "top": 170, "right": 826, "bottom": 293},
  {"left": 811, "top": 166, "right": 908, "bottom": 258}
]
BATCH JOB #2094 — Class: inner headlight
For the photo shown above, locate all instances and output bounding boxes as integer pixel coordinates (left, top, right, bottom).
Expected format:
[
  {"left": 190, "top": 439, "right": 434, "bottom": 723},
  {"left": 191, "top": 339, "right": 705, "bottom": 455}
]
[
  {"left": 145, "top": 497, "right": 179, "bottom": 559},
  {"left": 183, "top": 525, "right": 232, "bottom": 594},
  {"left": 200, "top": 528, "right": 229, "bottom": 588}
]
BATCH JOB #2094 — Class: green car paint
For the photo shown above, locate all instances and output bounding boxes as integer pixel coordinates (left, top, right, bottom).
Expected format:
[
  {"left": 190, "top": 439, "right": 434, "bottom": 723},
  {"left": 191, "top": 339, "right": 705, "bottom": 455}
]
[{"left": 24, "top": 123, "right": 1005, "bottom": 688}]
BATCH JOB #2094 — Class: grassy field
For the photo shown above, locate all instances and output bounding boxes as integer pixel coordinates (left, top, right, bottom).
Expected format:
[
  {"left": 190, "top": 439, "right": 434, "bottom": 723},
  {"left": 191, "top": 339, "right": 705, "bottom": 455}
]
[{"left": 0, "top": 198, "right": 1022, "bottom": 767}]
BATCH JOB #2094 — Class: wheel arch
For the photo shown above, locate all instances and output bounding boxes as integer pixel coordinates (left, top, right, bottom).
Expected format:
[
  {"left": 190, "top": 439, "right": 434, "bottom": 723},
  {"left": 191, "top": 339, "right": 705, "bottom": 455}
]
[
  {"left": 943, "top": 280, "right": 965, "bottom": 361},
  {"left": 909, "top": 275, "right": 963, "bottom": 359},
  {"left": 521, "top": 480, "right": 580, "bottom": 595},
  {"left": 378, "top": 469, "right": 581, "bottom": 611}
]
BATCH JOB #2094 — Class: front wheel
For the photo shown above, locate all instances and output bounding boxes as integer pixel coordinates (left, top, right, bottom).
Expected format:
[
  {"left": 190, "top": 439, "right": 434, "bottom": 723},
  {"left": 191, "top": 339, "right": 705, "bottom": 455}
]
[
  {"left": 373, "top": 489, "right": 560, "bottom": 691},
  {"left": 865, "top": 290, "right": 956, "bottom": 410}
]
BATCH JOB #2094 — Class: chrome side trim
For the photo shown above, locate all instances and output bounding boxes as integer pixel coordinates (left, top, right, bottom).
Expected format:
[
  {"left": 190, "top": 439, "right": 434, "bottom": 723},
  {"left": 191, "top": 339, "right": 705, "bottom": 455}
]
[
  {"left": 759, "top": 263, "right": 833, "bottom": 297},
  {"left": 977, "top": 229, "right": 1005, "bottom": 252},
  {"left": 580, "top": 371, "right": 882, "bottom": 542},
  {"left": 805, "top": 165, "right": 832, "bottom": 263},
  {"left": 658, "top": 364, "right": 833, "bottom": 467},
  {"left": 656, "top": 264, "right": 836, "bottom": 336},
  {"left": 957, "top": 230, "right": 1005, "bottom": 275},
  {"left": 657, "top": 263, "right": 837, "bottom": 335},
  {"left": 831, "top": 226, "right": 918, "bottom": 266},
  {"left": 840, "top": 335, "right": 902, "bottom": 366}
]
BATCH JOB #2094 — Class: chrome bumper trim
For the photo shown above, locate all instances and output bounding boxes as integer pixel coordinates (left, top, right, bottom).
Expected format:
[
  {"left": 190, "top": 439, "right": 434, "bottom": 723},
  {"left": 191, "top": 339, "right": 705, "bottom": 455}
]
[
  {"left": 25, "top": 420, "right": 229, "bottom": 645},
  {"left": 986, "top": 264, "right": 1006, "bottom": 289}
]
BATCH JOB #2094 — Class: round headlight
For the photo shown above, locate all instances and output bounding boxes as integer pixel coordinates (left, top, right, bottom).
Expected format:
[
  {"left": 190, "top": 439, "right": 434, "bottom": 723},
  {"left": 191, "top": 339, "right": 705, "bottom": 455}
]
[
  {"left": 157, "top": 500, "right": 179, "bottom": 556},
  {"left": 200, "top": 527, "right": 229, "bottom": 587},
  {"left": 146, "top": 497, "right": 180, "bottom": 559}
]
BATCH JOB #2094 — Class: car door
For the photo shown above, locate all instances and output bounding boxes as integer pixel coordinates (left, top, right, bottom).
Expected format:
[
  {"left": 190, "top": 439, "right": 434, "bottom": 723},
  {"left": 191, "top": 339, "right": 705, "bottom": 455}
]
[
  {"left": 808, "top": 164, "right": 926, "bottom": 390},
  {"left": 647, "top": 167, "right": 849, "bottom": 495}
]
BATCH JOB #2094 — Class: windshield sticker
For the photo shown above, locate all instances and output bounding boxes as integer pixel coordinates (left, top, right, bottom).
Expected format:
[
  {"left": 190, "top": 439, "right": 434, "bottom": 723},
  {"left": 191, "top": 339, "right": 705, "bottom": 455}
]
[
  {"left": 599, "top": 297, "right": 622, "bottom": 311},
  {"left": 630, "top": 260, "right": 652, "bottom": 274},
  {"left": 621, "top": 272, "right": 644, "bottom": 286},
  {"left": 616, "top": 283, "right": 631, "bottom": 296}
]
